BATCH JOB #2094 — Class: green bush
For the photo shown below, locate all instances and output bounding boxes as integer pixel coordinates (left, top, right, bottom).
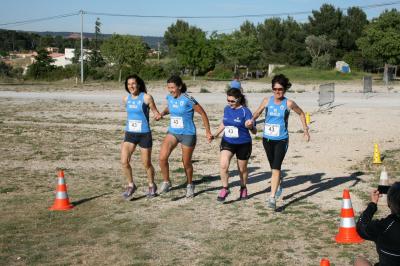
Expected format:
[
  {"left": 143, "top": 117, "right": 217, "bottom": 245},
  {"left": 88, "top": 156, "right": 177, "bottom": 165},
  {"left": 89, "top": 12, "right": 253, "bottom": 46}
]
[
  {"left": 311, "top": 54, "right": 331, "bottom": 70},
  {"left": 206, "top": 64, "right": 232, "bottom": 80},
  {"left": 139, "top": 63, "right": 166, "bottom": 80}
]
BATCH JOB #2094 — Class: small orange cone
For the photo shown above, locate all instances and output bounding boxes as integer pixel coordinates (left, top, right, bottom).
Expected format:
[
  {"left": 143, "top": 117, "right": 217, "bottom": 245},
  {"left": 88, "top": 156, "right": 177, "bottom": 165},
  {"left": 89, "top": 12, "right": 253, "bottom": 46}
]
[
  {"left": 49, "top": 170, "right": 73, "bottom": 211},
  {"left": 320, "top": 258, "right": 330, "bottom": 266},
  {"left": 335, "top": 189, "right": 363, "bottom": 243}
]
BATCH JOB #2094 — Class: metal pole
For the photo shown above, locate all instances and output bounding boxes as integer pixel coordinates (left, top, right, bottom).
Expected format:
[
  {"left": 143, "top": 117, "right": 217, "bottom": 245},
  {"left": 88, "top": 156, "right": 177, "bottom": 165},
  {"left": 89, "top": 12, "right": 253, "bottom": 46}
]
[{"left": 80, "top": 10, "right": 84, "bottom": 83}]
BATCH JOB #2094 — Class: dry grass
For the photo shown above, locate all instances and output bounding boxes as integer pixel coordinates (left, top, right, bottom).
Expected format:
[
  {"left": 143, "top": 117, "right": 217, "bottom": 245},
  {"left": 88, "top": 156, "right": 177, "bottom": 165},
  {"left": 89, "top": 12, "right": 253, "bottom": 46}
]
[{"left": 1, "top": 95, "right": 394, "bottom": 265}]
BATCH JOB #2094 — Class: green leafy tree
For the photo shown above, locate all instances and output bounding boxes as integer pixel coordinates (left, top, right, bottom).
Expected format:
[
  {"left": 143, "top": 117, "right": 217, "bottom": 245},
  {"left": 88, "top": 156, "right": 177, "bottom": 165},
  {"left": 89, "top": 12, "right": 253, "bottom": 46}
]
[
  {"left": 88, "top": 18, "right": 105, "bottom": 67},
  {"left": 100, "top": 34, "right": 147, "bottom": 82},
  {"left": 164, "top": 20, "right": 190, "bottom": 55},
  {"left": 26, "top": 49, "right": 56, "bottom": 79},
  {"left": 356, "top": 9, "right": 400, "bottom": 65},
  {"left": 341, "top": 7, "right": 368, "bottom": 51},
  {"left": 257, "top": 17, "right": 307, "bottom": 66},
  {"left": 305, "top": 35, "right": 336, "bottom": 69}
]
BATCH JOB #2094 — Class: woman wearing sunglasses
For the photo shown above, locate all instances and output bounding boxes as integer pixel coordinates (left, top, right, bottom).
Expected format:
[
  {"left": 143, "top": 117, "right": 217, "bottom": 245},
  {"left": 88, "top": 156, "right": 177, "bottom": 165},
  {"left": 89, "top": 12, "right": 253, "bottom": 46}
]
[
  {"left": 213, "top": 88, "right": 257, "bottom": 202},
  {"left": 247, "top": 74, "right": 310, "bottom": 210}
]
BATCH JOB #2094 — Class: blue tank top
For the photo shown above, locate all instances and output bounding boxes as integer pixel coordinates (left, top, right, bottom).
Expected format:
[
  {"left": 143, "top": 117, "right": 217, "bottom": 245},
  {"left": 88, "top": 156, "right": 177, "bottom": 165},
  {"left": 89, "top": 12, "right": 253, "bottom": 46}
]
[
  {"left": 222, "top": 106, "right": 253, "bottom": 144},
  {"left": 263, "top": 96, "right": 289, "bottom": 140},
  {"left": 167, "top": 93, "right": 198, "bottom": 135},
  {"left": 125, "top": 93, "right": 150, "bottom": 133}
]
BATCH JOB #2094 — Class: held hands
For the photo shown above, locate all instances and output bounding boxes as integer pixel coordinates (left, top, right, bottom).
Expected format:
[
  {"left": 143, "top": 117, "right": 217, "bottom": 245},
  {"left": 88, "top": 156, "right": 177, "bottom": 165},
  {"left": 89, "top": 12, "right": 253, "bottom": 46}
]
[
  {"left": 206, "top": 131, "right": 214, "bottom": 143},
  {"left": 371, "top": 190, "right": 380, "bottom": 204},
  {"left": 245, "top": 119, "right": 254, "bottom": 129},
  {"left": 154, "top": 113, "right": 162, "bottom": 121}
]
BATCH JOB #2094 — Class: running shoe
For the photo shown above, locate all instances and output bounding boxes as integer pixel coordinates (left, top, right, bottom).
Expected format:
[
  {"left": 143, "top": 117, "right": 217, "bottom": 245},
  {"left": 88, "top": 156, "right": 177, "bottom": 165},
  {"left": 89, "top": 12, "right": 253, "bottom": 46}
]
[
  {"left": 122, "top": 184, "right": 137, "bottom": 200},
  {"left": 159, "top": 181, "right": 172, "bottom": 194},
  {"left": 267, "top": 197, "right": 276, "bottom": 210},
  {"left": 186, "top": 183, "right": 195, "bottom": 198},
  {"left": 275, "top": 185, "right": 283, "bottom": 199},
  {"left": 146, "top": 183, "right": 157, "bottom": 198},
  {"left": 239, "top": 186, "right": 248, "bottom": 200},
  {"left": 217, "top": 187, "right": 230, "bottom": 202}
]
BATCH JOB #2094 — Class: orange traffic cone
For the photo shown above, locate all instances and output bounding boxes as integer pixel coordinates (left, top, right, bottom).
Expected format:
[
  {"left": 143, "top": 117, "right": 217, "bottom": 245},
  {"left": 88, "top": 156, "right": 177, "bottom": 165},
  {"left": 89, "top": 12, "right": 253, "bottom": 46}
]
[
  {"left": 320, "top": 258, "right": 330, "bottom": 266},
  {"left": 49, "top": 170, "right": 73, "bottom": 211},
  {"left": 335, "top": 189, "right": 363, "bottom": 243}
]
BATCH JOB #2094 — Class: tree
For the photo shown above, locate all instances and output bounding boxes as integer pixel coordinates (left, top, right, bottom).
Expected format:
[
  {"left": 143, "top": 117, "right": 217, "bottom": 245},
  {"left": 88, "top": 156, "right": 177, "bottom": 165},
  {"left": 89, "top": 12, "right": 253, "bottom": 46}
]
[
  {"left": 305, "top": 35, "right": 337, "bottom": 69},
  {"left": 356, "top": 9, "right": 400, "bottom": 65},
  {"left": 341, "top": 7, "right": 368, "bottom": 51},
  {"left": 100, "top": 34, "right": 147, "bottom": 82},
  {"left": 88, "top": 18, "right": 105, "bottom": 67},
  {"left": 164, "top": 20, "right": 190, "bottom": 55},
  {"left": 26, "top": 49, "right": 56, "bottom": 79}
]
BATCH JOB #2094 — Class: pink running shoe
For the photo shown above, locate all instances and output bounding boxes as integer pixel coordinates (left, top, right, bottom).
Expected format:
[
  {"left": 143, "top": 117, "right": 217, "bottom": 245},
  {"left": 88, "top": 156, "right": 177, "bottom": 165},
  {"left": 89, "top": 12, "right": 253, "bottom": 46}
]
[
  {"left": 217, "top": 187, "right": 230, "bottom": 202},
  {"left": 239, "top": 187, "right": 248, "bottom": 200}
]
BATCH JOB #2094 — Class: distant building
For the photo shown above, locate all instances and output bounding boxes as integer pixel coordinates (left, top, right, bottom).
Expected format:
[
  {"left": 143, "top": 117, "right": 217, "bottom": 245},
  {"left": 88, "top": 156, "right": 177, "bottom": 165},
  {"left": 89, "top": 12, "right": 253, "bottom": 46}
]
[{"left": 45, "top": 47, "right": 59, "bottom": 53}]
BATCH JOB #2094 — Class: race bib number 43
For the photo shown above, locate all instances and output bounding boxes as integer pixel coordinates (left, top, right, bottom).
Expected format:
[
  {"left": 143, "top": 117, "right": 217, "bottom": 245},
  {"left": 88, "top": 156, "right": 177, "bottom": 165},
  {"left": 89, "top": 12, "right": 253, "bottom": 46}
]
[
  {"left": 170, "top": 117, "right": 184, "bottom": 129},
  {"left": 224, "top": 126, "right": 239, "bottom": 138},
  {"left": 128, "top": 120, "right": 142, "bottom": 132},
  {"left": 264, "top": 123, "right": 280, "bottom": 137}
]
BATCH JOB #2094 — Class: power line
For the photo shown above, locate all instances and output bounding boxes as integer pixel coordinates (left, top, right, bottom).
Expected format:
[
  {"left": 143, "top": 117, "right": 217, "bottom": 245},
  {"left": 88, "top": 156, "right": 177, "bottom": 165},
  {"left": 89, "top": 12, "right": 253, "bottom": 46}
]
[
  {"left": 84, "top": 1, "right": 400, "bottom": 19},
  {"left": 0, "top": 12, "right": 80, "bottom": 27}
]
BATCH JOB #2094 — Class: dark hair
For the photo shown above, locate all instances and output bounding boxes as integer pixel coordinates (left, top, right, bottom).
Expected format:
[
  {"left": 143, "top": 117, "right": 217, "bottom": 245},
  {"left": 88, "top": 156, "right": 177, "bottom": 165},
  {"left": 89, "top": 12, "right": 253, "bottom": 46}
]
[
  {"left": 271, "top": 74, "right": 292, "bottom": 91},
  {"left": 227, "top": 88, "right": 246, "bottom": 106},
  {"left": 388, "top": 182, "right": 400, "bottom": 216},
  {"left": 167, "top": 75, "right": 187, "bottom": 93},
  {"left": 233, "top": 72, "right": 240, "bottom": 80},
  {"left": 125, "top": 74, "right": 147, "bottom": 94}
]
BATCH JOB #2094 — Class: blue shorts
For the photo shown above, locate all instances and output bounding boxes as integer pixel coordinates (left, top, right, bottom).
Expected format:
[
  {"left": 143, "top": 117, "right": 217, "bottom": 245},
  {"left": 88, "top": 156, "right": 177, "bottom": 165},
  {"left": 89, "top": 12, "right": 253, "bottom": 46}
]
[
  {"left": 168, "top": 132, "right": 196, "bottom": 147},
  {"left": 124, "top": 132, "right": 152, "bottom": 148}
]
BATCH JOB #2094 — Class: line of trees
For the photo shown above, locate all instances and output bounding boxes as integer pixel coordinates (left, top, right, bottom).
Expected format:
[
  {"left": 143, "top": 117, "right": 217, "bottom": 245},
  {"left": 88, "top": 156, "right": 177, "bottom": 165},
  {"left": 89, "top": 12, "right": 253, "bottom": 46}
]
[{"left": 1, "top": 4, "right": 400, "bottom": 81}]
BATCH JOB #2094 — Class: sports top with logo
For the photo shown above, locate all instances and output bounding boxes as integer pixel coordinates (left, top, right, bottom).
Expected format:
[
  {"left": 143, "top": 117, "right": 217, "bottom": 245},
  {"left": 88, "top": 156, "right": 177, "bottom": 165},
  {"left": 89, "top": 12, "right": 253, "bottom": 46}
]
[
  {"left": 167, "top": 93, "right": 198, "bottom": 135},
  {"left": 222, "top": 106, "right": 253, "bottom": 144},
  {"left": 263, "top": 96, "right": 290, "bottom": 140},
  {"left": 125, "top": 92, "right": 150, "bottom": 133}
]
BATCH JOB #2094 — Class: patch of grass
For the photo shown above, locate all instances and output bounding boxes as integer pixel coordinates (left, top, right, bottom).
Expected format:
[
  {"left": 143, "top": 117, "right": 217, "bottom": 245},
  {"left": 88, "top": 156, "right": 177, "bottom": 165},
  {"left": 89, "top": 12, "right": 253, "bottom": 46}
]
[{"left": 200, "top": 87, "right": 211, "bottom": 93}]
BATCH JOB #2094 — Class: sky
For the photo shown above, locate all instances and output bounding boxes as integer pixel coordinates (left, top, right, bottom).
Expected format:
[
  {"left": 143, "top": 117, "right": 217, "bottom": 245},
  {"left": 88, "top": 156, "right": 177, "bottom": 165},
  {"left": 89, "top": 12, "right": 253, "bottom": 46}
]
[{"left": 1, "top": 0, "right": 399, "bottom": 36}]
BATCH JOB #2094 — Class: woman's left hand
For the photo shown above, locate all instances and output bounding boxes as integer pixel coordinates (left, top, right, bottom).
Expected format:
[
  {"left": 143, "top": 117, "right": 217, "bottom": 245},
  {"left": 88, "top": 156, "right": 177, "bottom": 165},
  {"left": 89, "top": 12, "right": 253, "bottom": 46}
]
[
  {"left": 206, "top": 132, "right": 213, "bottom": 143},
  {"left": 304, "top": 130, "right": 310, "bottom": 142}
]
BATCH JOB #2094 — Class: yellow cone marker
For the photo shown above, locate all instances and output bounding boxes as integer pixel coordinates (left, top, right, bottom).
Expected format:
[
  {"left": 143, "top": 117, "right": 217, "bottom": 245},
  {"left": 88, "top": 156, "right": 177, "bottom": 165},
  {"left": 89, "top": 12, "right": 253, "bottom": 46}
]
[{"left": 373, "top": 143, "right": 382, "bottom": 164}]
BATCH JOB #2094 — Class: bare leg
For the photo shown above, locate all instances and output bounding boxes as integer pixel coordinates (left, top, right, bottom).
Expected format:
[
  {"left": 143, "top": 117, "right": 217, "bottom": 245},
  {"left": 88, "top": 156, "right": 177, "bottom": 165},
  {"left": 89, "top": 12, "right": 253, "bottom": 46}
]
[
  {"left": 270, "top": 169, "right": 281, "bottom": 198},
  {"left": 159, "top": 134, "right": 178, "bottom": 182},
  {"left": 237, "top": 159, "right": 249, "bottom": 187},
  {"left": 220, "top": 150, "right": 234, "bottom": 188},
  {"left": 354, "top": 257, "right": 372, "bottom": 266},
  {"left": 140, "top": 147, "right": 155, "bottom": 187},
  {"left": 121, "top": 142, "right": 136, "bottom": 186},
  {"left": 181, "top": 144, "right": 195, "bottom": 184}
]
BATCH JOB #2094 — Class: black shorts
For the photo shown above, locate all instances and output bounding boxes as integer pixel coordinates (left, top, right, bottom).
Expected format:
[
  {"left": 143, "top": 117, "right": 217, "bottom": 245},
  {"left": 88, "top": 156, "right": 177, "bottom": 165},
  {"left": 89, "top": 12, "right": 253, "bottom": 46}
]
[
  {"left": 220, "top": 139, "right": 252, "bottom": 160},
  {"left": 124, "top": 132, "right": 152, "bottom": 148},
  {"left": 262, "top": 138, "right": 288, "bottom": 170}
]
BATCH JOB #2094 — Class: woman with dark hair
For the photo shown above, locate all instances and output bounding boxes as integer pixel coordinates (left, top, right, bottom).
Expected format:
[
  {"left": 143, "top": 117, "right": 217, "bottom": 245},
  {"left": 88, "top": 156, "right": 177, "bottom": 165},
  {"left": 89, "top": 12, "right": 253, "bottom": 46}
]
[
  {"left": 158, "top": 75, "right": 213, "bottom": 198},
  {"left": 355, "top": 182, "right": 400, "bottom": 266},
  {"left": 247, "top": 74, "right": 310, "bottom": 209},
  {"left": 213, "top": 88, "right": 256, "bottom": 201},
  {"left": 121, "top": 74, "right": 162, "bottom": 200}
]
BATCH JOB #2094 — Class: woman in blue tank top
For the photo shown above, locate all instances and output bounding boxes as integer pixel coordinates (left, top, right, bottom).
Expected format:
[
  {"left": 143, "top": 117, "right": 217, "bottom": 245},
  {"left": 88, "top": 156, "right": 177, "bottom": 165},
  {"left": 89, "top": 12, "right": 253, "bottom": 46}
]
[
  {"left": 213, "top": 89, "right": 257, "bottom": 202},
  {"left": 248, "top": 74, "right": 310, "bottom": 210},
  {"left": 121, "top": 74, "right": 162, "bottom": 200},
  {"left": 158, "top": 75, "right": 213, "bottom": 198}
]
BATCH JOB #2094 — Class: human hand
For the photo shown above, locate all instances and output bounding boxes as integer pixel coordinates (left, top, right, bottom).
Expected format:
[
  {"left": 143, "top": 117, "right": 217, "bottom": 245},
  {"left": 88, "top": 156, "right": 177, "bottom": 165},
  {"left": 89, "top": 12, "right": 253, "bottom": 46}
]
[
  {"left": 206, "top": 132, "right": 213, "bottom": 143},
  {"left": 371, "top": 189, "right": 380, "bottom": 204},
  {"left": 154, "top": 113, "right": 162, "bottom": 121},
  {"left": 245, "top": 119, "right": 254, "bottom": 129},
  {"left": 304, "top": 130, "right": 310, "bottom": 142}
]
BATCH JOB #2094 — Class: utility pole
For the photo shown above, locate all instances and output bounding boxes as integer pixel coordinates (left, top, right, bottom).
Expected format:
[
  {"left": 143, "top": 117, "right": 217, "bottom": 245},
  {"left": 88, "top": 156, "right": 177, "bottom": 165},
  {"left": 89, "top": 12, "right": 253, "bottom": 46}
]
[
  {"left": 80, "top": 10, "right": 84, "bottom": 83},
  {"left": 157, "top": 42, "right": 160, "bottom": 62}
]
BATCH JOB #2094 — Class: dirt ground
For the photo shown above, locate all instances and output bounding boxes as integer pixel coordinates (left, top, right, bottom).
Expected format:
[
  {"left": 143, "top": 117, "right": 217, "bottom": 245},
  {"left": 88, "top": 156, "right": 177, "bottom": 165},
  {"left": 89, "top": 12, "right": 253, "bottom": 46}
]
[{"left": 1, "top": 80, "right": 399, "bottom": 265}]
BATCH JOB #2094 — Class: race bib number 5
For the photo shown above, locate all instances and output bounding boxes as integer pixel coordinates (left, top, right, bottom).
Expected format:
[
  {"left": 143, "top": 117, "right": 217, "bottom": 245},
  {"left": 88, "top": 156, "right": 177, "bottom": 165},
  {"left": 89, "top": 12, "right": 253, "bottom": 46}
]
[
  {"left": 170, "top": 117, "right": 184, "bottom": 129},
  {"left": 264, "top": 123, "right": 280, "bottom": 137},
  {"left": 128, "top": 120, "right": 142, "bottom": 132},
  {"left": 224, "top": 126, "right": 239, "bottom": 138}
]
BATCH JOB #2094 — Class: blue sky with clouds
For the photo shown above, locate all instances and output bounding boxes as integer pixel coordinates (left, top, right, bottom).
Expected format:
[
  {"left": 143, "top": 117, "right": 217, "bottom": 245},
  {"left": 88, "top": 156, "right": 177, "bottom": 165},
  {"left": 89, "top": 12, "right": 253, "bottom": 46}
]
[{"left": 1, "top": 0, "right": 399, "bottom": 36}]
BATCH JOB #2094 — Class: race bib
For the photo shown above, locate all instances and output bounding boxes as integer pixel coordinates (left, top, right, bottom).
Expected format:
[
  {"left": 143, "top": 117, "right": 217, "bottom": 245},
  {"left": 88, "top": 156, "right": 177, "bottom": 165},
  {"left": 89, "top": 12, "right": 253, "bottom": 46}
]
[
  {"left": 264, "top": 123, "right": 280, "bottom": 137},
  {"left": 128, "top": 120, "right": 142, "bottom": 132},
  {"left": 224, "top": 126, "right": 239, "bottom": 138},
  {"left": 170, "top": 117, "right": 184, "bottom": 129}
]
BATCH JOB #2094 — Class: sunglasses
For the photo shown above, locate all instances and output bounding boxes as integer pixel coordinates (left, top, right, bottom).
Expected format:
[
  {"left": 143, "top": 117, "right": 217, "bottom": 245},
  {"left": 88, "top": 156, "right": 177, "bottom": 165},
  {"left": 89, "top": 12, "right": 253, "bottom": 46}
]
[
  {"left": 227, "top": 99, "right": 238, "bottom": 103},
  {"left": 272, "top": 87, "right": 284, "bottom": 91}
]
